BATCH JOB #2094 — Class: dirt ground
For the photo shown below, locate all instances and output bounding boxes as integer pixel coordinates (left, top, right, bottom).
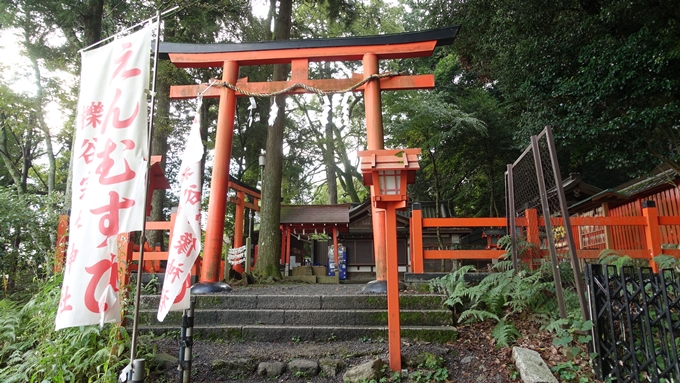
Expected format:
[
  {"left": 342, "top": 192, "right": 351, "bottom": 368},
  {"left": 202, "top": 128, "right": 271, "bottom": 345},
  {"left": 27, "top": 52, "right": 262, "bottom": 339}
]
[{"left": 147, "top": 320, "right": 600, "bottom": 382}]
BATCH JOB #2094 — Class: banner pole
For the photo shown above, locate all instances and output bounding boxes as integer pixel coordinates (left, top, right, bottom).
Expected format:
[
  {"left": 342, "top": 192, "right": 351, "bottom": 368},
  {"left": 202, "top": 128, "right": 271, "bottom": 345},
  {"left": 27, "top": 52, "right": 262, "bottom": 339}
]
[{"left": 128, "top": 9, "right": 162, "bottom": 376}]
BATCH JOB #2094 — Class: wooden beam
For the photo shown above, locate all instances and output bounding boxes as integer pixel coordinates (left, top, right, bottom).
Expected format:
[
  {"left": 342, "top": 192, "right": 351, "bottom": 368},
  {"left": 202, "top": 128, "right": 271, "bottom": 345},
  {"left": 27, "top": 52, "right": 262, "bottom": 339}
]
[
  {"left": 423, "top": 249, "right": 506, "bottom": 260},
  {"left": 556, "top": 216, "right": 647, "bottom": 226},
  {"left": 228, "top": 197, "right": 259, "bottom": 211},
  {"left": 168, "top": 41, "right": 438, "bottom": 68},
  {"left": 170, "top": 74, "right": 435, "bottom": 100},
  {"left": 422, "top": 249, "right": 652, "bottom": 261},
  {"left": 132, "top": 251, "right": 169, "bottom": 261},
  {"left": 422, "top": 217, "right": 506, "bottom": 227},
  {"left": 227, "top": 180, "right": 261, "bottom": 198},
  {"left": 144, "top": 221, "right": 173, "bottom": 230}
]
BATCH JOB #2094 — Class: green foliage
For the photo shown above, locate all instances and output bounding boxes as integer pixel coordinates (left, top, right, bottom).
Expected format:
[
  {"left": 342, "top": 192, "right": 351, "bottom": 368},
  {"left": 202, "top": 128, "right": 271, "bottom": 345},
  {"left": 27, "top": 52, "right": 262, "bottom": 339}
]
[
  {"left": 294, "top": 370, "right": 307, "bottom": 378},
  {"left": 0, "top": 186, "right": 62, "bottom": 292},
  {"left": 428, "top": 264, "right": 475, "bottom": 299},
  {"left": 406, "top": 367, "right": 449, "bottom": 383},
  {"left": 432, "top": 367, "right": 448, "bottom": 382},
  {"left": 546, "top": 319, "right": 594, "bottom": 360},
  {"left": 430, "top": 235, "right": 587, "bottom": 348},
  {"left": 598, "top": 250, "right": 632, "bottom": 267},
  {"left": 491, "top": 320, "right": 520, "bottom": 348},
  {"left": 0, "top": 275, "right": 150, "bottom": 383},
  {"left": 653, "top": 254, "right": 680, "bottom": 270},
  {"left": 419, "top": 0, "right": 680, "bottom": 179},
  {"left": 551, "top": 361, "right": 590, "bottom": 383}
]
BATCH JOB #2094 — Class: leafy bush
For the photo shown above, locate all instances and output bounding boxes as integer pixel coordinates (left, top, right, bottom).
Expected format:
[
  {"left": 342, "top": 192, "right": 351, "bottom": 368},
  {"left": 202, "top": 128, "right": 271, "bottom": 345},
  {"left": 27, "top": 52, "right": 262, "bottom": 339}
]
[
  {"left": 429, "top": 235, "right": 586, "bottom": 348},
  {"left": 0, "top": 275, "right": 146, "bottom": 383},
  {"left": 652, "top": 254, "right": 680, "bottom": 271},
  {"left": 0, "top": 187, "right": 62, "bottom": 294}
]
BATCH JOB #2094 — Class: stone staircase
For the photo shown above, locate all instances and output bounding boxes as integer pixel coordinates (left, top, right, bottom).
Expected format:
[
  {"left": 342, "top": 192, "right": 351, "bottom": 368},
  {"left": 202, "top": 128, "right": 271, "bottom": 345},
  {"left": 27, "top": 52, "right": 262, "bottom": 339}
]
[{"left": 137, "top": 291, "right": 457, "bottom": 343}]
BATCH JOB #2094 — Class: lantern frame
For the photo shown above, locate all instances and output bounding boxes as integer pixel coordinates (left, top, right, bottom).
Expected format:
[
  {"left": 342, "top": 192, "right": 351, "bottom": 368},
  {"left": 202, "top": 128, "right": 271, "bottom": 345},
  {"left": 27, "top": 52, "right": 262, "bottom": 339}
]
[{"left": 357, "top": 149, "right": 420, "bottom": 209}]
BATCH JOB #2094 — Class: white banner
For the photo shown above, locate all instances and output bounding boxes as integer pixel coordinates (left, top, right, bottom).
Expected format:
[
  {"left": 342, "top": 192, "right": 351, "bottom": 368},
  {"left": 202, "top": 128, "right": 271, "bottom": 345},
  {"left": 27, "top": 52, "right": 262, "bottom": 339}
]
[
  {"left": 157, "top": 100, "right": 204, "bottom": 321},
  {"left": 56, "top": 26, "right": 152, "bottom": 330}
]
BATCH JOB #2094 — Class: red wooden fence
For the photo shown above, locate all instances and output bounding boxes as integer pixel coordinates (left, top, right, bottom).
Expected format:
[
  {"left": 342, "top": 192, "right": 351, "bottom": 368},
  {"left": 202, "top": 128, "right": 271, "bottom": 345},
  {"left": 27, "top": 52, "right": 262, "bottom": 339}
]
[{"left": 410, "top": 202, "right": 679, "bottom": 274}]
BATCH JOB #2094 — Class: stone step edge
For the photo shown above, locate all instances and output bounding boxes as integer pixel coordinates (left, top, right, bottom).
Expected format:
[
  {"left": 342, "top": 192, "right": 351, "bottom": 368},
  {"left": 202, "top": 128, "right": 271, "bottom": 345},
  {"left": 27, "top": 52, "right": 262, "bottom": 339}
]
[
  {"left": 140, "top": 293, "right": 447, "bottom": 298},
  {"left": 139, "top": 294, "right": 447, "bottom": 310},
  {"left": 138, "top": 308, "right": 452, "bottom": 314},
  {"left": 137, "top": 324, "right": 458, "bottom": 332},
  {"left": 136, "top": 324, "right": 458, "bottom": 342}
]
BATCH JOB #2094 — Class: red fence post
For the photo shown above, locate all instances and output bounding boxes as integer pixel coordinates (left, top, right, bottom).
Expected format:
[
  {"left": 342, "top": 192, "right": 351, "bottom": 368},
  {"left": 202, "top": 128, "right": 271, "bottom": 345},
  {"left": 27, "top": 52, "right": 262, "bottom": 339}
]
[
  {"left": 642, "top": 200, "right": 662, "bottom": 273},
  {"left": 526, "top": 208, "right": 540, "bottom": 268},
  {"left": 117, "top": 232, "right": 135, "bottom": 293},
  {"left": 385, "top": 205, "right": 402, "bottom": 371},
  {"left": 54, "top": 215, "right": 69, "bottom": 273},
  {"left": 410, "top": 203, "right": 424, "bottom": 273},
  {"left": 233, "top": 190, "right": 245, "bottom": 273}
]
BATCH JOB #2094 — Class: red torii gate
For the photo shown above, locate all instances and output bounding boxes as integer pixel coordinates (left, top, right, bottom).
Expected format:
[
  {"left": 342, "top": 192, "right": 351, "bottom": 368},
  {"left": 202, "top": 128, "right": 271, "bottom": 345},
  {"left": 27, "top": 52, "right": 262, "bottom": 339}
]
[
  {"left": 160, "top": 27, "right": 460, "bottom": 286},
  {"left": 227, "top": 176, "right": 260, "bottom": 274}
]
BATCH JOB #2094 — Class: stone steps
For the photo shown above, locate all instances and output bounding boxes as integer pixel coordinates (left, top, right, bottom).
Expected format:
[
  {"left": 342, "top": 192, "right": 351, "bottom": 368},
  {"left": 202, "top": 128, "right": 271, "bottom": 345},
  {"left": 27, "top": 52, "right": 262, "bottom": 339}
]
[
  {"left": 136, "top": 292, "right": 457, "bottom": 342},
  {"left": 139, "top": 293, "right": 447, "bottom": 310},
  {"left": 140, "top": 324, "right": 457, "bottom": 343},
  {"left": 139, "top": 308, "right": 452, "bottom": 327}
]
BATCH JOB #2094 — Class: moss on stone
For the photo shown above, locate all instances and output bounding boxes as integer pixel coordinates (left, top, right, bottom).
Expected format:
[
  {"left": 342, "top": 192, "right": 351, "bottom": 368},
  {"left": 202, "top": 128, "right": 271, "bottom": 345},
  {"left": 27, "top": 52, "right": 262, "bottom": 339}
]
[
  {"left": 364, "top": 296, "right": 387, "bottom": 308},
  {"left": 403, "top": 352, "right": 445, "bottom": 369},
  {"left": 369, "top": 311, "right": 388, "bottom": 323},
  {"left": 401, "top": 328, "right": 457, "bottom": 343},
  {"left": 399, "top": 294, "right": 446, "bottom": 309}
]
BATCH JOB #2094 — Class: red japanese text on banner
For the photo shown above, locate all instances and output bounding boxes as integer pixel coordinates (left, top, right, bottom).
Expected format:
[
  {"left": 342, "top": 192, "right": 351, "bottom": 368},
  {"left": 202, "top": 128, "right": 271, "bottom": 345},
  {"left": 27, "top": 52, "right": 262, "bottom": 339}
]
[
  {"left": 56, "top": 26, "right": 152, "bottom": 330},
  {"left": 158, "top": 101, "right": 204, "bottom": 321}
]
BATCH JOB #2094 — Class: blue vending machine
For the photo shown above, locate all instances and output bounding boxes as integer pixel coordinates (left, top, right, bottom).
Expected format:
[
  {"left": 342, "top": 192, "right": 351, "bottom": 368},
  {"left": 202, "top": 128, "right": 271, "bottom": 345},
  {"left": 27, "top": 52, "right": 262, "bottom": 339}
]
[{"left": 327, "top": 244, "right": 347, "bottom": 280}]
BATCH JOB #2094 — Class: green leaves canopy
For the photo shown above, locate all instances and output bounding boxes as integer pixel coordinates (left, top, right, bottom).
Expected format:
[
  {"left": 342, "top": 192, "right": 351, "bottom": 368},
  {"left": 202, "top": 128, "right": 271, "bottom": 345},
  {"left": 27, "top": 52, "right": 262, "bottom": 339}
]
[{"left": 429, "top": 0, "right": 680, "bottom": 177}]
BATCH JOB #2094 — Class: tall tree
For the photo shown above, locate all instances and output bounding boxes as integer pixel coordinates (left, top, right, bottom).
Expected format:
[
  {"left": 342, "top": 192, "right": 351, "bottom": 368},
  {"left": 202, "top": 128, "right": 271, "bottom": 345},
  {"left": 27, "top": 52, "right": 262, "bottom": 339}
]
[
  {"left": 255, "top": 0, "right": 293, "bottom": 278},
  {"left": 422, "top": 0, "right": 680, "bottom": 179}
]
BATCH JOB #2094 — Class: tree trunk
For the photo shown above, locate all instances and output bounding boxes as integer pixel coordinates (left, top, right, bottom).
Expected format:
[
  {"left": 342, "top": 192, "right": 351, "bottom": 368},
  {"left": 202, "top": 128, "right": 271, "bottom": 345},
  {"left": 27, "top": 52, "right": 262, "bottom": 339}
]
[
  {"left": 255, "top": 0, "right": 292, "bottom": 278},
  {"left": 0, "top": 113, "right": 25, "bottom": 193},
  {"left": 429, "top": 149, "right": 447, "bottom": 272},
  {"left": 147, "top": 63, "right": 172, "bottom": 249},
  {"left": 28, "top": 54, "right": 56, "bottom": 194},
  {"left": 82, "top": 0, "right": 105, "bottom": 47},
  {"left": 333, "top": 124, "right": 361, "bottom": 203},
  {"left": 20, "top": 122, "right": 32, "bottom": 193},
  {"left": 324, "top": 95, "right": 337, "bottom": 204}
]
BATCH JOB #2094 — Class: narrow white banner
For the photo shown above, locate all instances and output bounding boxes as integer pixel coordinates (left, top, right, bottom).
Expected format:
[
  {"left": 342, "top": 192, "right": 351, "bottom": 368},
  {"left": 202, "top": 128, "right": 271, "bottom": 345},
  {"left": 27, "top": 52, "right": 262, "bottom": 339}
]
[
  {"left": 56, "top": 26, "right": 152, "bottom": 330},
  {"left": 157, "top": 100, "right": 204, "bottom": 321}
]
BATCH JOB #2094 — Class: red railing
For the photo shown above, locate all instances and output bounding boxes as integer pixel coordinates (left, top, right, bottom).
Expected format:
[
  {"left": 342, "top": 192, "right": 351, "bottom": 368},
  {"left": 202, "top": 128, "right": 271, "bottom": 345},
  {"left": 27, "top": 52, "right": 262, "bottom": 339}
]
[
  {"left": 53, "top": 213, "right": 200, "bottom": 289},
  {"left": 410, "top": 202, "right": 679, "bottom": 273}
]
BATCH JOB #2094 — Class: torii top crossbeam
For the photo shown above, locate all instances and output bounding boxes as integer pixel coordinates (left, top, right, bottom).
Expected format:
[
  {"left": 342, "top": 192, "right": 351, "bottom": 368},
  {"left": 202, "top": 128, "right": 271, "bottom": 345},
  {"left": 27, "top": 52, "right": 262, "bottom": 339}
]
[
  {"left": 162, "top": 27, "right": 459, "bottom": 99},
  {"left": 159, "top": 27, "right": 459, "bottom": 66},
  {"left": 159, "top": 26, "right": 459, "bottom": 286}
]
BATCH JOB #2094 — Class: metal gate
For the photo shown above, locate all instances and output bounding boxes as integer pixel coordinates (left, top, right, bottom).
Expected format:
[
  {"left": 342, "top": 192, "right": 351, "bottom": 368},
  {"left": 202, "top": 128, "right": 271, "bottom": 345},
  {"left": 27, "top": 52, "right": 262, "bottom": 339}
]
[{"left": 585, "top": 264, "right": 680, "bottom": 382}]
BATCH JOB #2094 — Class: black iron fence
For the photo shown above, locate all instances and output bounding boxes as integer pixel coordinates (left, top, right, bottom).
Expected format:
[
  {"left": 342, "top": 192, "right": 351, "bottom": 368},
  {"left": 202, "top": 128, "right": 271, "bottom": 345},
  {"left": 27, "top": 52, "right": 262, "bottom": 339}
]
[{"left": 585, "top": 264, "right": 680, "bottom": 382}]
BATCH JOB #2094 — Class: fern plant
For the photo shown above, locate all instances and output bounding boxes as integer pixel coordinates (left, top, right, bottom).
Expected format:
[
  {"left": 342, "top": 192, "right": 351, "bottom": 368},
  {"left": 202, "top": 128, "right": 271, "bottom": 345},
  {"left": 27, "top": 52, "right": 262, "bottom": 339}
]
[
  {"left": 492, "top": 320, "right": 521, "bottom": 348},
  {"left": 597, "top": 250, "right": 634, "bottom": 268},
  {"left": 430, "top": 235, "right": 583, "bottom": 348},
  {"left": 653, "top": 254, "right": 680, "bottom": 270},
  {"left": 0, "top": 275, "right": 153, "bottom": 383}
]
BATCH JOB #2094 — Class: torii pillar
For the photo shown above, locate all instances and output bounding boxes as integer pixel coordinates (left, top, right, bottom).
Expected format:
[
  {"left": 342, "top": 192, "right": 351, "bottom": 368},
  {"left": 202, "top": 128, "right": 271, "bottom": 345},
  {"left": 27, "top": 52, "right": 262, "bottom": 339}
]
[
  {"left": 363, "top": 53, "right": 389, "bottom": 290},
  {"left": 162, "top": 27, "right": 460, "bottom": 294}
]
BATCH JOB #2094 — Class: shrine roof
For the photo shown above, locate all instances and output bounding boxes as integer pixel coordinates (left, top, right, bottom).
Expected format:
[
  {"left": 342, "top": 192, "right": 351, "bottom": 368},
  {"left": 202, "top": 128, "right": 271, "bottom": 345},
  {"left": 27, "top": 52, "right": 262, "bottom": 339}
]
[
  {"left": 280, "top": 204, "right": 351, "bottom": 225},
  {"left": 157, "top": 26, "right": 459, "bottom": 62},
  {"left": 614, "top": 166, "right": 678, "bottom": 197}
]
